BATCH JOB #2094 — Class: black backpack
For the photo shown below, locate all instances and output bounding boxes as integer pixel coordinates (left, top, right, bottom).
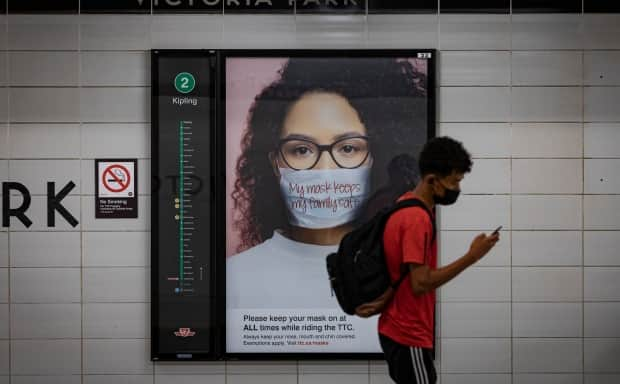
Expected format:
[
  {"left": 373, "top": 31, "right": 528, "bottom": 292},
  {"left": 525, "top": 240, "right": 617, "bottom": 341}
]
[{"left": 326, "top": 198, "right": 435, "bottom": 317}]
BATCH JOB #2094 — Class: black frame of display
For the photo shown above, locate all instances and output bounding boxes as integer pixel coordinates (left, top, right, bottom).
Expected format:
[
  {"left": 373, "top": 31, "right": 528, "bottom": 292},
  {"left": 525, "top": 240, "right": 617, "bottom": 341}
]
[
  {"left": 218, "top": 49, "right": 436, "bottom": 361},
  {"left": 152, "top": 49, "right": 436, "bottom": 361}
]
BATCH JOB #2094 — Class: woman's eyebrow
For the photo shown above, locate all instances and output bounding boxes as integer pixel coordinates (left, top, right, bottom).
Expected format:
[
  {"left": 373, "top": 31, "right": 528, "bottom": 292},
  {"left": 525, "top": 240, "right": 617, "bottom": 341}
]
[
  {"left": 281, "top": 133, "right": 316, "bottom": 141},
  {"left": 332, "top": 132, "right": 368, "bottom": 141}
]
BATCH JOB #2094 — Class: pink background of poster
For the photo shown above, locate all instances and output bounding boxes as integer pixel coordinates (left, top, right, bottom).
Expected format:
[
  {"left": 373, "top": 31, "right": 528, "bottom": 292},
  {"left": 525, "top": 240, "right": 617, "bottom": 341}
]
[{"left": 225, "top": 57, "right": 428, "bottom": 257}]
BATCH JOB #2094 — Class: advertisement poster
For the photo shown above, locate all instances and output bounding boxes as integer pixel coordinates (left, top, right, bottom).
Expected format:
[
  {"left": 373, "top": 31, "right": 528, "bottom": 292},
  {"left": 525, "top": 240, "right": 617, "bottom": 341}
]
[{"left": 224, "top": 52, "right": 434, "bottom": 355}]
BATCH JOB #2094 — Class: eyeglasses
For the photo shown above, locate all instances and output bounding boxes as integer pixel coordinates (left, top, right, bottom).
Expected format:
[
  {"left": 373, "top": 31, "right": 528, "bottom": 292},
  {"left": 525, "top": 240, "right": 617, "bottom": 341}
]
[{"left": 277, "top": 136, "right": 370, "bottom": 170}]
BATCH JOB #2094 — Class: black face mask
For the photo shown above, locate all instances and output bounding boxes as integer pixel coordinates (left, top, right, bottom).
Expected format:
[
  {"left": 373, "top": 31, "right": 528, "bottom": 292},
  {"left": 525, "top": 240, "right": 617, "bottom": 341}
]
[{"left": 434, "top": 182, "right": 460, "bottom": 206}]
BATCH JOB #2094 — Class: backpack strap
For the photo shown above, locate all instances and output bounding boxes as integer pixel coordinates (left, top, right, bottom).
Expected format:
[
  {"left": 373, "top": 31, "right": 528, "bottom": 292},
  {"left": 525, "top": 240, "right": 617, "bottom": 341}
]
[{"left": 385, "top": 198, "right": 436, "bottom": 289}]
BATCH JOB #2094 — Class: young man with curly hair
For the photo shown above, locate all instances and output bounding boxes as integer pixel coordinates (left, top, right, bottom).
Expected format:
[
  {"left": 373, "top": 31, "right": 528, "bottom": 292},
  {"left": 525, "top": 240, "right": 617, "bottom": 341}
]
[{"left": 379, "top": 136, "right": 501, "bottom": 384}]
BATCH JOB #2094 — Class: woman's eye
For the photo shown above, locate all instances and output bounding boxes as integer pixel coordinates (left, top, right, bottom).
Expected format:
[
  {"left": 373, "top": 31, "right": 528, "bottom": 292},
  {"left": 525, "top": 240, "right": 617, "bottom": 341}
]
[
  {"left": 292, "top": 146, "right": 313, "bottom": 156},
  {"left": 338, "top": 144, "right": 359, "bottom": 155}
]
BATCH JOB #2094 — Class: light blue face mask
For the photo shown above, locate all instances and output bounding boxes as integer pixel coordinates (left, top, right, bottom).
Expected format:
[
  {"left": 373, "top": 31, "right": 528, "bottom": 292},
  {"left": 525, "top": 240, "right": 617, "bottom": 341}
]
[{"left": 278, "top": 166, "right": 371, "bottom": 229}]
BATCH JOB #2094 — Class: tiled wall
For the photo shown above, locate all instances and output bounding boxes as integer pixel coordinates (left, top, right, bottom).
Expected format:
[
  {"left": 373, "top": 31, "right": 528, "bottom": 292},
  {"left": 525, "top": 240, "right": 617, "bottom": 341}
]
[{"left": 0, "top": 11, "right": 619, "bottom": 384}]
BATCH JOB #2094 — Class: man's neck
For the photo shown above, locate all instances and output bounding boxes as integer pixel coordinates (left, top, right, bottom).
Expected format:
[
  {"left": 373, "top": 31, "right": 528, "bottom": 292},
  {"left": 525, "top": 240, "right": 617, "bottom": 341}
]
[{"left": 412, "top": 182, "right": 435, "bottom": 210}]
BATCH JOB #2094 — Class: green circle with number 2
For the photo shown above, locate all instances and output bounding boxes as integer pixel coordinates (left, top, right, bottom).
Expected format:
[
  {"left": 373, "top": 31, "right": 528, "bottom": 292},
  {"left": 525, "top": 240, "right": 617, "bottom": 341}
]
[{"left": 174, "top": 72, "right": 196, "bottom": 94}]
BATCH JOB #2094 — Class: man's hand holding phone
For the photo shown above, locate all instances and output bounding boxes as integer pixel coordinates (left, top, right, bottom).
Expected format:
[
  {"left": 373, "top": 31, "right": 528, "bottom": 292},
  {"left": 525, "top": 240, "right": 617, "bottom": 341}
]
[{"left": 467, "top": 226, "right": 501, "bottom": 263}]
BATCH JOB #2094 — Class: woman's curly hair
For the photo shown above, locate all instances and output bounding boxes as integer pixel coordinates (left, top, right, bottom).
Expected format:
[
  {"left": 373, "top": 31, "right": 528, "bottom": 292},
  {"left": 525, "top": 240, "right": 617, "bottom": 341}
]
[{"left": 231, "top": 57, "right": 429, "bottom": 251}]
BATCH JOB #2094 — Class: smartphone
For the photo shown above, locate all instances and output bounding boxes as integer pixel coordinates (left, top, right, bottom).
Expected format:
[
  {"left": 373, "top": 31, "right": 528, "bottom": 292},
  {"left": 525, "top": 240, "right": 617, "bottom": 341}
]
[{"left": 492, "top": 225, "right": 503, "bottom": 235}]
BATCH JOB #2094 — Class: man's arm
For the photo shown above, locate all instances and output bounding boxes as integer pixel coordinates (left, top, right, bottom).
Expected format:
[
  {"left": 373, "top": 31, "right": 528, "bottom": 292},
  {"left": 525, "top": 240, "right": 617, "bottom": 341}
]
[{"left": 409, "top": 233, "right": 499, "bottom": 296}]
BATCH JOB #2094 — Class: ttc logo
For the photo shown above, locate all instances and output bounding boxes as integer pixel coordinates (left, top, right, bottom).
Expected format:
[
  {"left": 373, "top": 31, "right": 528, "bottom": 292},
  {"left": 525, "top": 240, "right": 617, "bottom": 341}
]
[{"left": 174, "top": 327, "right": 196, "bottom": 338}]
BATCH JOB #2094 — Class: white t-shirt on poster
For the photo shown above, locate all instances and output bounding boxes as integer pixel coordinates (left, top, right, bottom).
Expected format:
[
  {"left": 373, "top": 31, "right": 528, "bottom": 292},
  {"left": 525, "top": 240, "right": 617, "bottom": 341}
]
[{"left": 226, "top": 231, "right": 339, "bottom": 309}]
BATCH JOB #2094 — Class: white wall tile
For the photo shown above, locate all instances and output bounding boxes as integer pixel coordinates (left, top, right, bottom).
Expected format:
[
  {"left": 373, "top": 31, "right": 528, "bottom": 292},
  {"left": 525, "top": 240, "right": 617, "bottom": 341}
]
[
  {"left": 84, "top": 303, "right": 149, "bottom": 339},
  {"left": 299, "top": 374, "right": 367, "bottom": 384},
  {"left": 440, "top": 51, "right": 510, "bottom": 86},
  {"left": 84, "top": 375, "right": 154, "bottom": 384},
  {"left": 513, "top": 339, "right": 582, "bottom": 373},
  {"left": 9, "top": 52, "right": 78, "bottom": 87},
  {"left": 441, "top": 267, "right": 510, "bottom": 302},
  {"left": 511, "top": 87, "right": 582, "bottom": 123},
  {"left": 511, "top": 123, "right": 583, "bottom": 158},
  {"left": 367, "top": 15, "right": 438, "bottom": 49},
  {"left": 512, "top": 159, "right": 582, "bottom": 194},
  {"left": 0, "top": 125, "right": 8, "bottom": 159},
  {"left": 155, "top": 363, "right": 226, "bottom": 375},
  {"left": 299, "top": 362, "right": 376, "bottom": 375},
  {"left": 584, "top": 231, "right": 620, "bottom": 266},
  {"left": 81, "top": 196, "right": 149, "bottom": 231},
  {"left": 83, "top": 231, "right": 149, "bottom": 267},
  {"left": 0, "top": 305, "right": 7, "bottom": 339},
  {"left": 80, "top": 88, "right": 150, "bottom": 123},
  {"left": 585, "top": 51, "right": 620, "bottom": 85},
  {"left": 151, "top": 15, "right": 222, "bottom": 49},
  {"left": 440, "top": 87, "right": 510, "bottom": 122},
  {"left": 227, "top": 375, "right": 297, "bottom": 384},
  {"left": 584, "top": 339, "right": 620, "bottom": 373},
  {"left": 222, "top": 15, "right": 296, "bottom": 48},
  {"left": 442, "top": 339, "right": 510, "bottom": 373},
  {"left": 8, "top": 195, "right": 80, "bottom": 231},
  {"left": 441, "top": 302, "right": 510, "bottom": 338},
  {"left": 584, "top": 267, "right": 620, "bottom": 301},
  {"left": 81, "top": 124, "right": 150, "bottom": 159},
  {"left": 9, "top": 124, "right": 81, "bottom": 159},
  {"left": 514, "top": 374, "right": 582, "bottom": 384},
  {"left": 84, "top": 339, "right": 152, "bottom": 374},
  {"left": 295, "top": 15, "right": 365, "bottom": 48},
  {"left": 11, "top": 377, "right": 81, "bottom": 384},
  {"left": 7, "top": 15, "right": 78, "bottom": 51},
  {"left": 461, "top": 159, "right": 510, "bottom": 194},
  {"left": 442, "top": 374, "right": 511, "bottom": 384},
  {"left": 83, "top": 267, "right": 149, "bottom": 303},
  {"left": 512, "top": 231, "right": 582, "bottom": 266},
  {"left": 11, "top": 340, "right": 80, "bottom": 375},
  {"left": 585, "top": 123, "right": 620, "bottom": 158},
  {"left": 439, "top": 195, "right": 510, "bottom": 231},
  {"left": 0, "top": 90, "right": 6, "bottom": 123},
  {"left": 585, "top": 159, "right": 620, "bottom": 193},
  {"left": 80, "top": 15, "right": 151, "bottom": 51},
  {"left": 10, "top": 88, "right": 79, "bottom": 123},
  {"left": 513, "top": 303, "right": 582, "bottom": 337},
  {"left": 512, "top": 51, "right": 582, "bottom": 86},
  {"left": 512, "top": 14, "right": 582, "bottom": 50},
  {"left": 9, "top": 159, "right": 81, "bottom": 195},
  {"left": 439, "top": 15, "right": 510, "bottom": 50},
  {"left": 585, "top": 87, "right": 620, "bottom": 122},
  {"left": 10, "top": 268, "right": 80, "bottom": 303},
  {"left": 11, "top": 303, "right": 81, "bottom": 339},
  {"left": 584, "top": 15, "right": 620, "bottom": 49},
  {"left": 585, "top": 374, "right": 620, "bottom": 384},
  {"left": 585, "top": 303, "right": 620, "bottom": 337},
  {"left": 512, "top": 267, "right": 582, "bottom": 302},
  {"left": 440, "top": 230, "right": 510, "bottom": 267},
  {"left": 439, "top": 123, "right": 511, "bottom": 158},
  {"left": 584, "top": 195, "right": 620, "bottom": 230},
  {"left": 81, "top": 52, "right": 150, "bottom": 87},
  {"left": 226, "top": 362, "right": 296, "bottom": 375},
  {"left": 0, "top": 53, "right": 6, "bottom": 86},
  {"left": 154, "top": 375, "right": 225, "bottom": 384},
  {"left": 0, "top": 341, "right": 6, "bottom": 375},
  {"left": 81, "top": 159, "right": 150, "bottom": 196},
  {"left": 512, "top": 195, "right": 582, "bottom": 230},
  {"left": 0, "top": 234, "right": 7, "bottom": 268},
  {"left": 10, "top": 232, "right": 80, "bottom": 267},
  {"left": 0, "top": 269, "right": 6, "bottom": 303}
]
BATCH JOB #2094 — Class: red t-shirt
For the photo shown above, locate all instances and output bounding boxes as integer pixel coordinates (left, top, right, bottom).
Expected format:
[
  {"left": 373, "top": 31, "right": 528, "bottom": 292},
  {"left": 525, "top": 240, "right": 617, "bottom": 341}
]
[{"left": 378, "top": 191, "right": 437, "bottom": 349}]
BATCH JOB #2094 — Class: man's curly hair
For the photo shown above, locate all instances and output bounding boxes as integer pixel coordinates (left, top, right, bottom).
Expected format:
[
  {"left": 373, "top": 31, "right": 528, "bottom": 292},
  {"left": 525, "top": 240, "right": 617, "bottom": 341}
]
[{"left": 231, "top": 57, "right": 429, "bottom": 251}]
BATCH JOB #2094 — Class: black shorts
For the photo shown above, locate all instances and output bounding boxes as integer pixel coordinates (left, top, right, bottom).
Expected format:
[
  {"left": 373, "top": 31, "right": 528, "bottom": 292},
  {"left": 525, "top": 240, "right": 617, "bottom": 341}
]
[{"left": 379, "top": 334, "right": 437, "bottom": 384}]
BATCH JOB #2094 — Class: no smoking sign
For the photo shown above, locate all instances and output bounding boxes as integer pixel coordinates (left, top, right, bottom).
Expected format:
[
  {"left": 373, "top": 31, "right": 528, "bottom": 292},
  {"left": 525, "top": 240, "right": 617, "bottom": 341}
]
[{"left": 95, "top": 159, "right": 138, "bottom": 218}]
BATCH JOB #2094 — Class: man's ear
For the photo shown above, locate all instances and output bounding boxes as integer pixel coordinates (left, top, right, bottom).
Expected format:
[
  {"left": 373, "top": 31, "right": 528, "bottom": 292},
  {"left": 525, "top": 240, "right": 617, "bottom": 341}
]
[
  {"left": 423, "top": 173, "right": 436, "bottom": 185},
  {"left": 268, "top": 152, "right": 281, "bottom": 177}
]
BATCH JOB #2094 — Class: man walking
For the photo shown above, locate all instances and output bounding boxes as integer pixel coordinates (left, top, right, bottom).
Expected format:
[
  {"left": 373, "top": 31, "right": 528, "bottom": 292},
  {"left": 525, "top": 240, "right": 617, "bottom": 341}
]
[{"left": 379, "top": 136, "right": 500, "bottom": 384}]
